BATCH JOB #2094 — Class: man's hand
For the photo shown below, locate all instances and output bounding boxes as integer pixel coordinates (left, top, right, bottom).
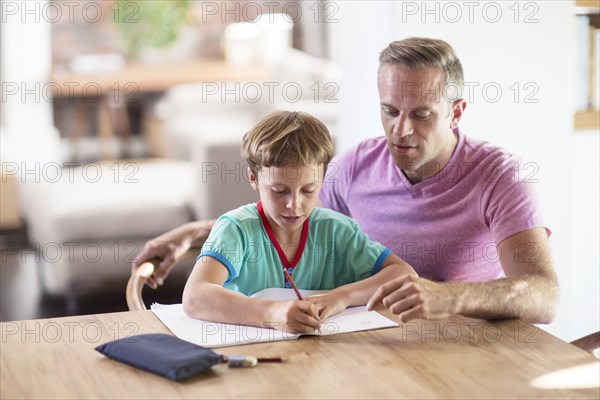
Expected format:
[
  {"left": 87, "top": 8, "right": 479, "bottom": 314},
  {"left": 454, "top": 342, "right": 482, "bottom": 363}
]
[
  {"left": 132, "top": 221, "right": 213, "bottom": 289},
  {"left": 367, "top": 275, "right": 456, "bottom": 322}
]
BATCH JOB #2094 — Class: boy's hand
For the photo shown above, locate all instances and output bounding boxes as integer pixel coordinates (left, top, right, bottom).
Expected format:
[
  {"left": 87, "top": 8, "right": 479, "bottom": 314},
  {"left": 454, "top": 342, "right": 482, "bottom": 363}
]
[
  {"left": 306, "top": 292, "right": 348, "bottom": 322},
  {"left": 268, "top": 300, "right": 321, "bottom": 333}
]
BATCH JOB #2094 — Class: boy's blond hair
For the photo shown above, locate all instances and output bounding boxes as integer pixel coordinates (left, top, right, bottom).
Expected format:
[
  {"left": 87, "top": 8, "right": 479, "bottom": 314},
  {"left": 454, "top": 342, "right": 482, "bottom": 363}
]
[{"left": 241, "top": 111, "right": 334, "bottom": 177}]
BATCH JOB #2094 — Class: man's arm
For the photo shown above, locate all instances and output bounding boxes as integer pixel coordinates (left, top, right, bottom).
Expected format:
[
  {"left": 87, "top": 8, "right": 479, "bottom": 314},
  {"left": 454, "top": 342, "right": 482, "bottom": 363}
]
[
  {"left": 368, "top": 227, "right": 559, "bottom": 324},
  {"left": 457, "top": 227, "right": 559, "bottom": 322},
  {"left": 131, "top": 220, "right": 216, "bottom": 288}
]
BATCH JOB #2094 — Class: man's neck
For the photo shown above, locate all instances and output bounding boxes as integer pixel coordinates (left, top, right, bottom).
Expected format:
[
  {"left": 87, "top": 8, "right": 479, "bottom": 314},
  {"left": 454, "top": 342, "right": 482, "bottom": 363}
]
[{"left": 403, "top": 132, "right": 459, "bottom": 184}]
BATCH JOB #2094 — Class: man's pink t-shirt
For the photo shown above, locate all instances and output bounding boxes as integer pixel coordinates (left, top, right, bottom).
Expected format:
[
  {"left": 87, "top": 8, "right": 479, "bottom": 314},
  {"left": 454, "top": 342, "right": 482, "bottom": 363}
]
[{"left": 320, "top": 131, "right": 548, "bottom": 282}]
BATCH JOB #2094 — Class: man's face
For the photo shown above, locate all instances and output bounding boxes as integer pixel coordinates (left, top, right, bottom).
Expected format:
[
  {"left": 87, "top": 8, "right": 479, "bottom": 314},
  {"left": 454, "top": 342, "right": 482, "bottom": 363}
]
[{"left": 377, "top": 64, "right": 464, "bottom": 183}]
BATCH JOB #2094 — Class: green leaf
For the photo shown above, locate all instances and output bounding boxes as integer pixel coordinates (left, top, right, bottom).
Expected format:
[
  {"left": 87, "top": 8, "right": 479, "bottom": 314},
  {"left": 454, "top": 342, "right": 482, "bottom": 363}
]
[{"left": 112, "top": 0, "right": 193, "bottom": 56}]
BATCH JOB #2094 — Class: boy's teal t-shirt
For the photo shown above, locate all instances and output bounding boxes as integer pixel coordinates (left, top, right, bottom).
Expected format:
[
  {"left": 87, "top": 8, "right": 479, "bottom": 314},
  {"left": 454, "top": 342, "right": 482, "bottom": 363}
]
[{"left": 197, "top": 203, "right": 391, "bottom": 296}]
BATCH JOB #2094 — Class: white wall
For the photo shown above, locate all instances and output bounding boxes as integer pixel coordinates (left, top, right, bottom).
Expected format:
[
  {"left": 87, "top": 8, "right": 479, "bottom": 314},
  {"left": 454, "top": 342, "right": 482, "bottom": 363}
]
[
  {"left": 569, "top": 130, "right": 600, "bottom": 345},
  {"left": 329, "top": 0, "right": 598, "bottom": 342},
  {"left": 1, "top": 0, "right": 54, "bottom": 131},
  {"left": 327, "top": 1, "right": 397, "bottom": 149},
  {"left": 0, "top": 0, "right": 62, "bottom": 165}
]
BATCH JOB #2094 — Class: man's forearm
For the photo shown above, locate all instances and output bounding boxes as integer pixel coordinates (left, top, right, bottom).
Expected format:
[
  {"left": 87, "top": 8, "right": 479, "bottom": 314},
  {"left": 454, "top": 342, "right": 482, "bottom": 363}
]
[
  {"left": 451, "top": 273, "right": 559, "bottom": 323},
  {"left": 459, "top": 227, "right": 561, "bottom": 324},
  {"left": 182, "top": 220, "right": 216, "bottom": 248}
]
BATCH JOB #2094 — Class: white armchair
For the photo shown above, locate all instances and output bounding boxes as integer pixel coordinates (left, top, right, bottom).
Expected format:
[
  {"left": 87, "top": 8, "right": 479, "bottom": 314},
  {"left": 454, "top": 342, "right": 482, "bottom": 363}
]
[
  {"left": 14, "top": 157, "right": 196, "bottom": 312},
  {"left": 13, "top": 143, "right": 261, "bottom": 314},
  {"left": 146, "top": 82, "right": 265, "bottom": 161},
  {"left": 148, "top": 49, "right": 341, "bottom": 162},
  {"left": 266, "top": 48, "right": 341, "bottom": 137},
  {"left": 11, "top": 127, "right": 262, "bottom": 314},
  {"left": 190, "top": 134, "right": 258, "bottom": 220}
]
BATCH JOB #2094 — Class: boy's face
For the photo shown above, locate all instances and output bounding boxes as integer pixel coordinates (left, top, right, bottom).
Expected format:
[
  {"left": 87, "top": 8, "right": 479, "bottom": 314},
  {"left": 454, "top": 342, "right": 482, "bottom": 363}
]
[{"left": 249, "top": 164, "right": 325, "bottom": 238}]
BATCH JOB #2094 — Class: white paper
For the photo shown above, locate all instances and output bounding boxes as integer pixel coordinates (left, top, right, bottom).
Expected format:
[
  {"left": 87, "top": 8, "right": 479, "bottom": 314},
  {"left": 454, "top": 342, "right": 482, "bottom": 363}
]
[
  {"left": 151, "top": 288, "right": 398, "bottom": 348},
  {"left": 151, "top": 303, "right": 298, "bottom": 348}
]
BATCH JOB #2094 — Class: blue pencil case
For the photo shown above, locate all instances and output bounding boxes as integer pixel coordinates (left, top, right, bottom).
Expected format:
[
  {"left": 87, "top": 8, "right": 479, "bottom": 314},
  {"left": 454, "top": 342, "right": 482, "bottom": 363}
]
[{"left": 95, "top": 333, "right": 224, "bottom": 381}]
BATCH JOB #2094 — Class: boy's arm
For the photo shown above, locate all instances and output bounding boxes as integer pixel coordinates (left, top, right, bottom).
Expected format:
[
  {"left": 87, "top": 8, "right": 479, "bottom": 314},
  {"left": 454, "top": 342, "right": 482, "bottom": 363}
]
[
  {"left": 308, "top": 253, "right": 416, "bottom": 321},
  {"left": 182, "top": 256, "right": 321, "bottom": 333}
]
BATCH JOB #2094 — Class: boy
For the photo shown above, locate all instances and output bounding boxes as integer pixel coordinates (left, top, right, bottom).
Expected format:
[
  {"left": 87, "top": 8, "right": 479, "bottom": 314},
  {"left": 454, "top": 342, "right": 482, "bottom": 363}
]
[{"left": 182, "top": 111, "right": 416, "bottom": 333}]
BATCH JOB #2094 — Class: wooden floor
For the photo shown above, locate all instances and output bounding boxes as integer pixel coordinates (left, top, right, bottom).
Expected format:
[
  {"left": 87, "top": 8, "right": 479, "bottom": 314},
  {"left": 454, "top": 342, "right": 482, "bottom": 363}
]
[{"left": 0, "top": 232, "right": 185, "bottom": 322}]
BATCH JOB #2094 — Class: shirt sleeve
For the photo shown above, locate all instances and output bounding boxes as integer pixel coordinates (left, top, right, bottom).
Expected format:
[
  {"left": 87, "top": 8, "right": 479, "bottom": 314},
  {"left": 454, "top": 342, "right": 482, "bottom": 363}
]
[
  {"left": 341, "top": 223, "right": 392, "bottom": 282},
  {"left": 320, "top": 150, "right": 353, "bottom": 217},
  {"left": 197, "top": 216, "right": 245, "bottom": 284},
  {"left": 482, "top": 156, "right": 549, "bottom": 244}
]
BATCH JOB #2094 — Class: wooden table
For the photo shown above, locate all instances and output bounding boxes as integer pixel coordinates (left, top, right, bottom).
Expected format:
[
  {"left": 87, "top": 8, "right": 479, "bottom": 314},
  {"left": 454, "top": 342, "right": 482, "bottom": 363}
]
[{"left": 1, "top": 310, "right": 598, "bottom": 399}]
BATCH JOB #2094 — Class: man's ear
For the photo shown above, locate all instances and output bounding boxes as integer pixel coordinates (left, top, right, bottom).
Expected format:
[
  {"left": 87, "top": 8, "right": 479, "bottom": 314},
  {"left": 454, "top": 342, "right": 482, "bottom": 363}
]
[
  {"left": 248, "top": 167, "right": 259, "bottom": 191},
  {"left": 450, "top": 99, "right": 466, "bottom": 129}
]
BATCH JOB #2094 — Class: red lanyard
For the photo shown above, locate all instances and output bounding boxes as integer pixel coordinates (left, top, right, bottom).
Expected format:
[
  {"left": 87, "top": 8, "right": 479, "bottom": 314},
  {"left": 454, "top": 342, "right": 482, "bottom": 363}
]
[{"left": 256, "top": 201, "right": 309, "bottom": 283}]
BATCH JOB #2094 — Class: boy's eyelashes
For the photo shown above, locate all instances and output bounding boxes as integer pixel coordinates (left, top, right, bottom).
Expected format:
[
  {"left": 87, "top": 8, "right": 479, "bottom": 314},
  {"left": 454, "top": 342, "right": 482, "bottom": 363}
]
[{"left": 270, "top": 188, "right": 316, "bottom": 195}]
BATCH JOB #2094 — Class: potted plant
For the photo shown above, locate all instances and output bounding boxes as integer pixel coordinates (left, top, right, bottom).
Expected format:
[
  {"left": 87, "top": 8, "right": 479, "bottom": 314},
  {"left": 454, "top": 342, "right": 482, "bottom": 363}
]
[{"left": 112, "top": 0, "right": 194, "bottom": 58}]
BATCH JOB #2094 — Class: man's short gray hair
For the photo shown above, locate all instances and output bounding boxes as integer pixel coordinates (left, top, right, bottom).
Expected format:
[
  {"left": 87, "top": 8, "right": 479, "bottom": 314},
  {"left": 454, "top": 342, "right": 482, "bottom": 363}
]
[{"left": 379, "top": 37, "right": 464, "bottom": 101}]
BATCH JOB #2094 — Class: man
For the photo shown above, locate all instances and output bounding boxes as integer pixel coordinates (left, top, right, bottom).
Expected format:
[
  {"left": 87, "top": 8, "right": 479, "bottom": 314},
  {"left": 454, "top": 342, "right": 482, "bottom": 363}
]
[{"left": 133, "top": 37, "right": 559, "bottom": 324}]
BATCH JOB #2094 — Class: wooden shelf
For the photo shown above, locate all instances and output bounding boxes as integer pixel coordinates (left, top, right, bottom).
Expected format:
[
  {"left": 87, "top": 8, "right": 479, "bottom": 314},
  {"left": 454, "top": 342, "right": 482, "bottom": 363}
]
[
  {"left": 576, "top": 0, "right": 599, "bottom": 8},
  {"left": 0, "top": 173, "right": 23, "bottom": 230},
  {"left": 574, "top": 109, "right": 600, "bottom": 130},
  {"left": 50, "top": 59, "right": 270, "bottom": 97},
  {"left": 575, "top": 0, "right": 600, "bottom": 17},
  {"left": 574, "top": 1, "right": 599, "bottom": 130}
]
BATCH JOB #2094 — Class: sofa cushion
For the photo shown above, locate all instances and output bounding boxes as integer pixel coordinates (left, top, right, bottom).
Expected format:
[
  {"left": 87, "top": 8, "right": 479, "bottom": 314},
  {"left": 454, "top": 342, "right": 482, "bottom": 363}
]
[
  {"left": 164, "top": 115, "right": 257, "bottom": 160},
  {"left": 189, "top": 133, "right": 259, "bottom": 220},
  {"left": 37, "top": 239, "right": 197, "bottom": 295},
  {"left": 17, "top": 159, "right": 195, "bottom": 244}
]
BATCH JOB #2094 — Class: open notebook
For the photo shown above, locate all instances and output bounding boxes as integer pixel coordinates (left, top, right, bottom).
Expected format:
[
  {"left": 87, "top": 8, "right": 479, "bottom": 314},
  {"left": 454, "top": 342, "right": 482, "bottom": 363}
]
[{"left": 151, "top": 288, "right": 398, "bottom": 348}]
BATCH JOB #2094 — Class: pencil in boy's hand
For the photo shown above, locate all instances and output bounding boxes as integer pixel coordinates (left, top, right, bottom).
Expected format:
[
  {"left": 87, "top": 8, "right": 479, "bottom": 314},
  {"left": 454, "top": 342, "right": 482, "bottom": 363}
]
[{"left": 283, "top": 268, "right": 304, "bottom": 300}]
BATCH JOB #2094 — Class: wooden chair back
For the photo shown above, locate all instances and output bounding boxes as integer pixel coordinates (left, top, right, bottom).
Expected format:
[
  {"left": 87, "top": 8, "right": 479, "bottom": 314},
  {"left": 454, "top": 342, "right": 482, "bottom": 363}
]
[{"left": 126, "top": 248, "right": 201, "bottom": 311}]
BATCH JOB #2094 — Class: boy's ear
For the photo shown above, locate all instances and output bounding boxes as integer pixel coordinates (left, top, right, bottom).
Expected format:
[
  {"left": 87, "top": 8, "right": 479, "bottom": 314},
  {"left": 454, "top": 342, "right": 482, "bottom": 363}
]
[{"left": 248, "top": 167, "right": 259, "bottom": 191}]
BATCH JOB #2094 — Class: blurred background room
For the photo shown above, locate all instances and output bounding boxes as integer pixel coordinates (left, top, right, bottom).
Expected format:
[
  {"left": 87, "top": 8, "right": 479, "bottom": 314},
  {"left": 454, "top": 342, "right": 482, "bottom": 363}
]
[{"left": 0, "top": 0, "right": 598, "bottom": 351}]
